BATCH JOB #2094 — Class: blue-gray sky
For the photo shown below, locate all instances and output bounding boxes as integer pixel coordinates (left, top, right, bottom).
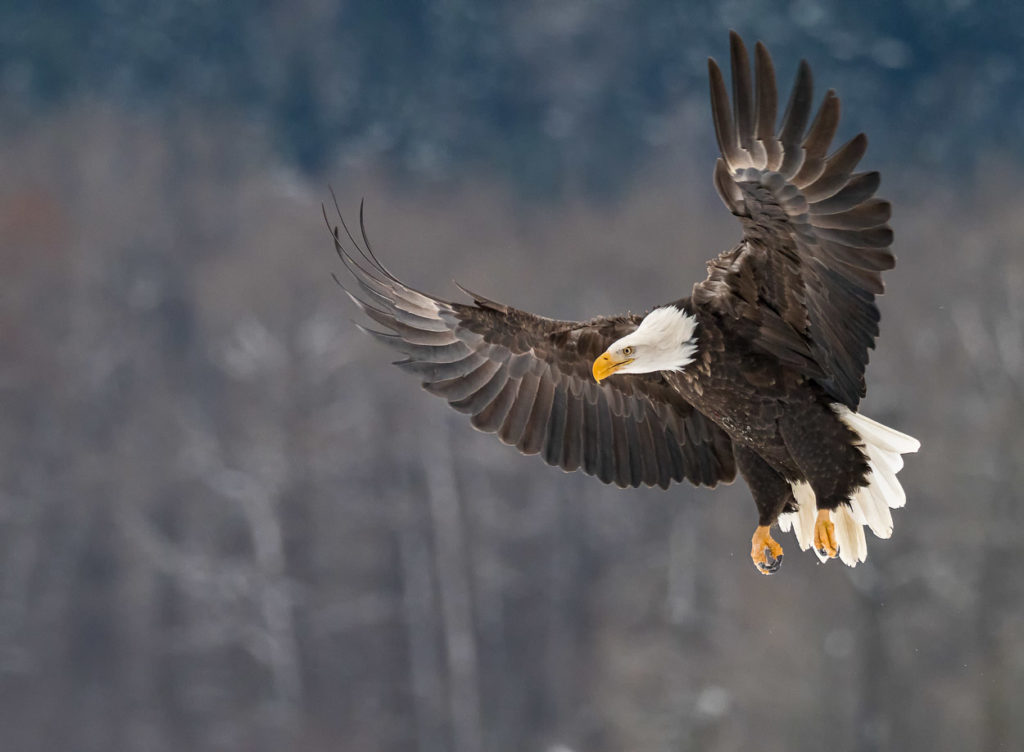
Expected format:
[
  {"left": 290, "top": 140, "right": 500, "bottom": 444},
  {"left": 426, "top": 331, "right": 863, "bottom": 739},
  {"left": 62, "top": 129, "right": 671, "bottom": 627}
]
[{"left": 5, "top": 0, "right": 1022, "bottom": 193}]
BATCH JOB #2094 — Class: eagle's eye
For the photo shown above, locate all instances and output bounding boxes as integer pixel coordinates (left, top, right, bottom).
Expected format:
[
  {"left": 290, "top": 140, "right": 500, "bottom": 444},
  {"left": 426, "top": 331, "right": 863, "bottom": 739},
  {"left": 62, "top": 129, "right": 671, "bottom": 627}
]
[{"left": 622, "top": 346, "right": 635, "bottom": 357}]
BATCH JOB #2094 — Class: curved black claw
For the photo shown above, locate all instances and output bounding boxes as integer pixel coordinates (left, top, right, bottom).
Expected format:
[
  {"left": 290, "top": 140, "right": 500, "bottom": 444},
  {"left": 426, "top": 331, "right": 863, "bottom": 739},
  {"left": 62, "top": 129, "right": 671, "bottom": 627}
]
[{"left": 756, "top": 548, "right": 783, "bottom": 575}]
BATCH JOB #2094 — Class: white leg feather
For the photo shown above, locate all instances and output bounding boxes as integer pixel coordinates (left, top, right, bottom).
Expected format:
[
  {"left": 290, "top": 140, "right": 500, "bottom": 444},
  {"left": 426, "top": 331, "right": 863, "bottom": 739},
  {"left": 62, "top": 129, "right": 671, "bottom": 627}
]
[{"left": 779, "top": 482, "right": 822, "bottom": 558}]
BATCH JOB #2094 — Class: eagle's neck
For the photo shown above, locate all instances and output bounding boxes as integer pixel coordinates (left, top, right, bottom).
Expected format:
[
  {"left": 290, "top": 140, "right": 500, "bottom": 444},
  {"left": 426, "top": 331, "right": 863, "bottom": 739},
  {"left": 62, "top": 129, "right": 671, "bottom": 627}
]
[{"left": 632, "top": 304, "right": 699, "bottom": 372}]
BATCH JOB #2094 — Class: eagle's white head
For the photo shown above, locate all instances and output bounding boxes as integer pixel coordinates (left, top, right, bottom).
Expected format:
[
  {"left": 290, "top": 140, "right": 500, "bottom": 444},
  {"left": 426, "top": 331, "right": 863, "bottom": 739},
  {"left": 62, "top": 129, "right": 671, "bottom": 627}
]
[{"left": 592, "top": 305, "right": 699, "bottom": 381}]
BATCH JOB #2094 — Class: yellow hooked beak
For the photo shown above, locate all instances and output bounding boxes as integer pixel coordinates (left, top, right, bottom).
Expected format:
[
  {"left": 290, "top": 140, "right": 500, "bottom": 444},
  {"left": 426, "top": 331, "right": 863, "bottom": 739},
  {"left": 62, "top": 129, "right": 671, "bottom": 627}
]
[{"left": 592, "top": 351, "right": 634, "bottom": 382}]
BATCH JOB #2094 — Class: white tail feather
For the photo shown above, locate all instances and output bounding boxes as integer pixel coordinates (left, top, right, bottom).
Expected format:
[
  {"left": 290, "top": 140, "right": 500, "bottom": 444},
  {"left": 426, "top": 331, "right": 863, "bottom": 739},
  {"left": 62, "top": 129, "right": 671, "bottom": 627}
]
[
  {"left": 778, "top": 406, "right": 919, "bottom": 567},
  {"left": 835, "top": 407, "right": 921, "bottom": 455},
  {"left": 833, "top": 505, "right": 867, "bottom": 566}
]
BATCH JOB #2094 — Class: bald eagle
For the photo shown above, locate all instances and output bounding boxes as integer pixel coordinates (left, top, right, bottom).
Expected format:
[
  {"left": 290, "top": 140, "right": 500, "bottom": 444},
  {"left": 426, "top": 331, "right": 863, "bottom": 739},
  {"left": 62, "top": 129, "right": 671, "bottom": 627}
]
[{"left": 332, "top": 32, "right": 919, "bottom": 574}]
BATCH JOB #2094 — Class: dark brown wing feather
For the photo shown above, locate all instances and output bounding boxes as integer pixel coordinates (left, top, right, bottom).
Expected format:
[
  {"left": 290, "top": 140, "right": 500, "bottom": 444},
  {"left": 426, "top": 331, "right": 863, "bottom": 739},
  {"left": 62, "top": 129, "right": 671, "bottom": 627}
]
[
  {"left": 696, "top": 31, "right": 894, "bottom": 408},
  {"left": 330, "top": 214, "right": 735, "bottom": 490}
]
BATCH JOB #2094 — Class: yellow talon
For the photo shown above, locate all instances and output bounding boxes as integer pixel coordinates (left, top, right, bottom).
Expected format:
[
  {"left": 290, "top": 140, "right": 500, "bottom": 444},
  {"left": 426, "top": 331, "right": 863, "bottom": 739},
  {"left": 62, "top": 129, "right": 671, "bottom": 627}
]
[
  {"left": 751, "top": 525, "right": 784, "bottom": 575},
  {"left": 814, "top": 509, "right": 839, "bottom": 558}
]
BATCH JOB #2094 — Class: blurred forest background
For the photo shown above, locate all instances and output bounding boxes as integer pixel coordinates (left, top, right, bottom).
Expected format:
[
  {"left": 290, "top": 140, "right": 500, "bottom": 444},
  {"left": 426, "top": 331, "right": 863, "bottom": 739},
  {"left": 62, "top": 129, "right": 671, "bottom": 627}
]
[{"left": 2, "top": 2, "right": 1024, "bottom": 751}]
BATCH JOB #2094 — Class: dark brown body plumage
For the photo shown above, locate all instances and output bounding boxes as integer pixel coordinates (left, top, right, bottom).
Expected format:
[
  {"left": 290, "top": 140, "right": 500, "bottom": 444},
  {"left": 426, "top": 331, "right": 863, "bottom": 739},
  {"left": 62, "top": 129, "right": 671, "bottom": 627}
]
[{"left": 669, "top": 300, "right": 869, "bottom": 526}]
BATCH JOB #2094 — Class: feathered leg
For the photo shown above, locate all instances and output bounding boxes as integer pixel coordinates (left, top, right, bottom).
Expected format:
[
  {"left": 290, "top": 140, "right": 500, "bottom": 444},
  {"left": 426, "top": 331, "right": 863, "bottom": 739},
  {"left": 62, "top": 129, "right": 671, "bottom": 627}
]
[
  {"left": 780, "top": 404, "right": 870, "bottom": 560},
  {"left": 735, "top": 444, "right": 793, "bottom": 575}
]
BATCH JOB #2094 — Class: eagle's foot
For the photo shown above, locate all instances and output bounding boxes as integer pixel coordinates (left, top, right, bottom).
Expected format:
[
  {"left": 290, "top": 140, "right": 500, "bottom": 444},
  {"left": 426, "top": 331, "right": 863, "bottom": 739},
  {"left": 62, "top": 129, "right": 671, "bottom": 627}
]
[
  {"left": 814, "top": 509, "right": 839, "bottom": 559},
  {"left": 751, "top": 525, "right": 784, "bottom": 575}
]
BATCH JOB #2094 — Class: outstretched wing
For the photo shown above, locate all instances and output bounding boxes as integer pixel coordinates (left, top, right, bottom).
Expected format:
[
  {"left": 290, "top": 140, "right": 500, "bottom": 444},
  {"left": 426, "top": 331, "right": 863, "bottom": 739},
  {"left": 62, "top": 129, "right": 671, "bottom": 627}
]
[
  {"left": 694, "top": 31, "right": 894, "bottom": 408},
  {"left": 330, "top": 208, "right": 735, "bottom": 489}
]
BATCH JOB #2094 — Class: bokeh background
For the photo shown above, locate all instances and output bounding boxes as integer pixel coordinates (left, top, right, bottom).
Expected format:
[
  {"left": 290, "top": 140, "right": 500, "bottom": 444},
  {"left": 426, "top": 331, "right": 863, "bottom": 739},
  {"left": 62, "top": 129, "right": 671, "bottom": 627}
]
[{"left": 3, "top": 2, "right": 1023, "bottom": 751}]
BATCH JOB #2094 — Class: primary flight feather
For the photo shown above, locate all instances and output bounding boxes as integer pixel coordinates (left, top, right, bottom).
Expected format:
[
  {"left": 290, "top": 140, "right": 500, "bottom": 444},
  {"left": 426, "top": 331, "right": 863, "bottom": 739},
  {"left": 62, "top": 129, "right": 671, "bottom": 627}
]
[{"left": 332, "top": 32, "right": 919, "bottom": 574}]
